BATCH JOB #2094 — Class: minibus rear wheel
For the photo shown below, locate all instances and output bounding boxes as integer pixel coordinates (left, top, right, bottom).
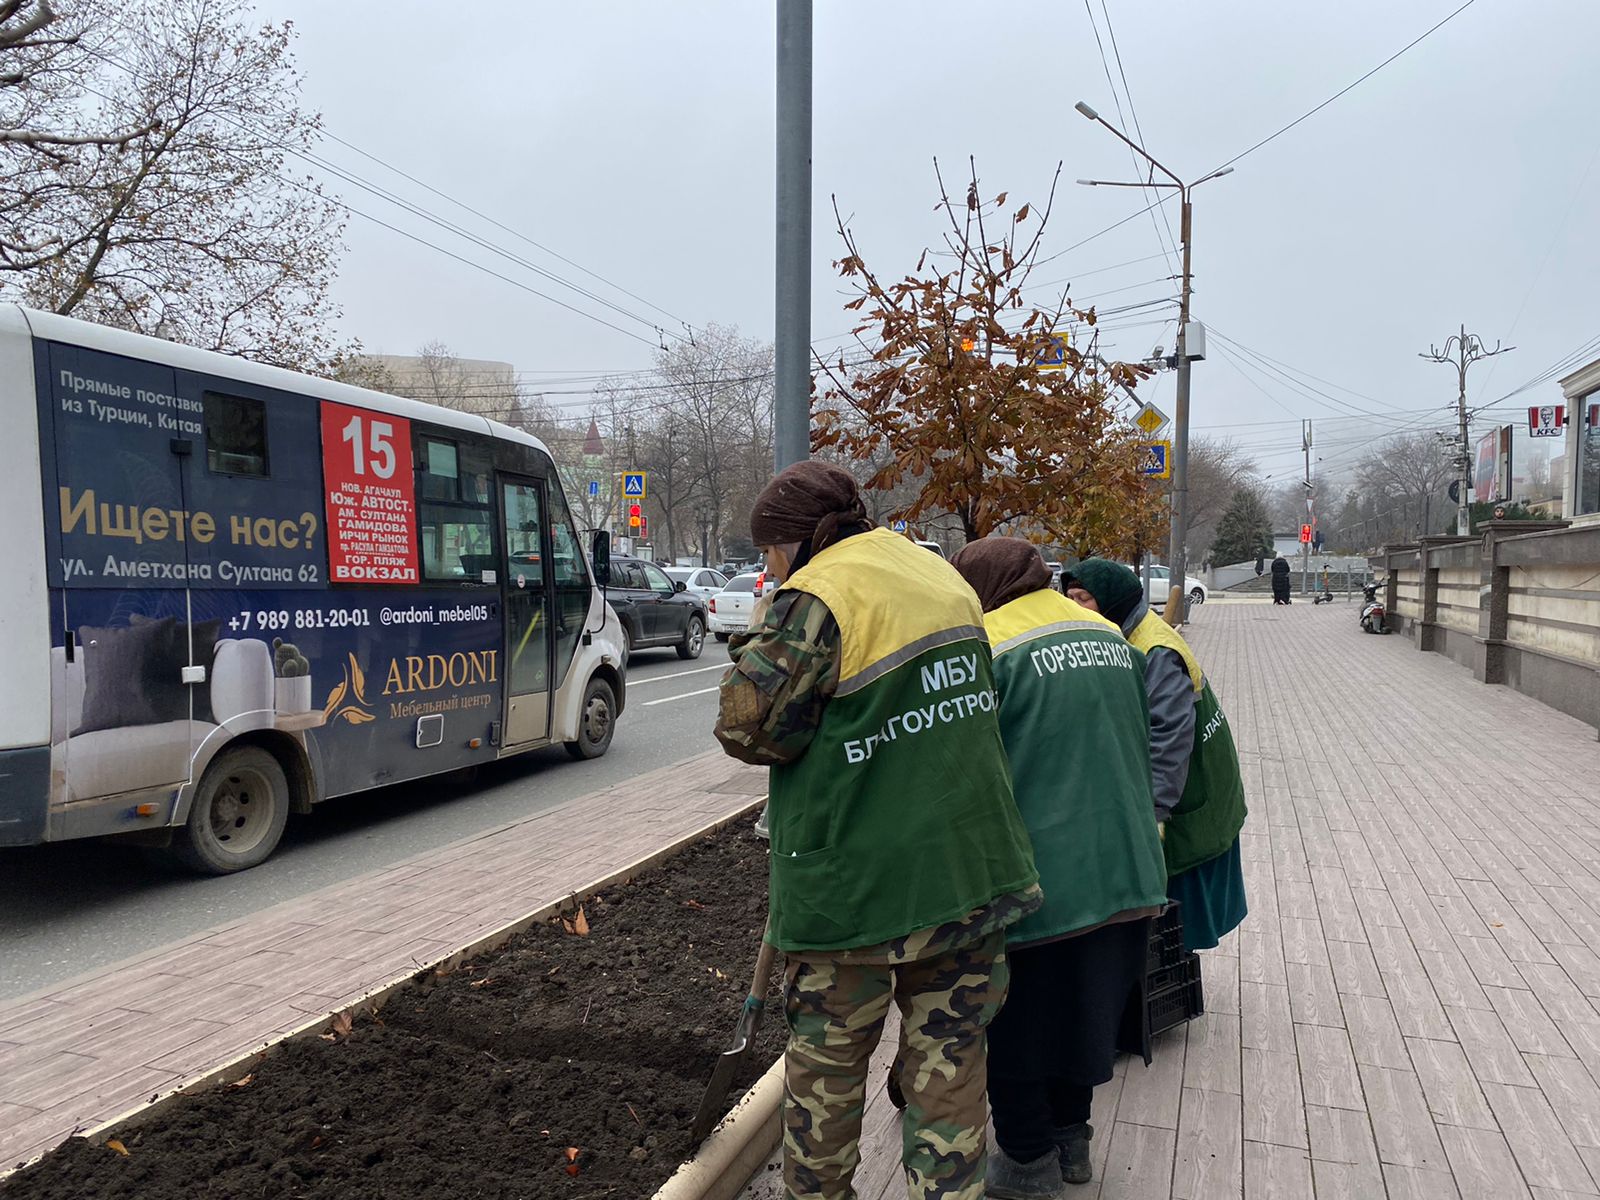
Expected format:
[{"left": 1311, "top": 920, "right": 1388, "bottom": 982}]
[{"left": 173, "top": 746, "right": 290, "bottom": 874}]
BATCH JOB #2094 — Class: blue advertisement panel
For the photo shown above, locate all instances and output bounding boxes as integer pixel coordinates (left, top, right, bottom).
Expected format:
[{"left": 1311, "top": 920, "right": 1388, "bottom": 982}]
[
  {"left": 50, "top": 588, "right": 505, "bottom": 801},
  {"left": 40, "top": 342, "right": 328, "bottom": 590}
]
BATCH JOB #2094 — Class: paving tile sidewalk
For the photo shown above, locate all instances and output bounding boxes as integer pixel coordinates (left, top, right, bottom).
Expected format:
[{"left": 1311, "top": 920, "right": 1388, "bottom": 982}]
[
  {"left": 0, "top": 750, "right": 765, "bottom": 1171},
  {"left": 753, "top": 602, "right": 1600, "bottom": 1200}
]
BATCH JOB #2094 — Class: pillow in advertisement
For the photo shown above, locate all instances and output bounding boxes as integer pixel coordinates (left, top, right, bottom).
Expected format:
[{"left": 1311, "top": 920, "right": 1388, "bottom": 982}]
[
  {"left": 75, "top": 618, "right": 176, "bottom": 734},
  {"left": 129, "top": 614, "right": 222, "bottom": 725}
]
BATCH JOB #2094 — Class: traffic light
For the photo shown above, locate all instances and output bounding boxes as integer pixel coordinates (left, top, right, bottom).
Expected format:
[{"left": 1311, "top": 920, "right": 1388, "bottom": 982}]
[
  {"left": 1299, "top": 524, "right": 1312, "bottom": 544},
  {"left": 639, "top": 515, "right": 648, "bottom": 537},
  {"left": 629, "top": 503, "right": 641, "bottom": 529}
]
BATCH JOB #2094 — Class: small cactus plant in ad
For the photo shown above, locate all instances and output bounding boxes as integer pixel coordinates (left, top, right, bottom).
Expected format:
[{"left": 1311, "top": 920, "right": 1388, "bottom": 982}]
[{"left": 272, "top": 638, "right": 313, "bottom": 714}]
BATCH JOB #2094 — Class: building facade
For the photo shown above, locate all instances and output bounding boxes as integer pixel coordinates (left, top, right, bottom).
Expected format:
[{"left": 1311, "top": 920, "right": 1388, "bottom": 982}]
[{"left": 1559, "top": 356, "right": 1600, "bottom": 524}]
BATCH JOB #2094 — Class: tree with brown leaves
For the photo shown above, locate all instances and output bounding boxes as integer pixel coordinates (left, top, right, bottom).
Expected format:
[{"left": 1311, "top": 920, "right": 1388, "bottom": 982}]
[{"left": 813, "top": 159, "right": 1166, "bottom": 560}]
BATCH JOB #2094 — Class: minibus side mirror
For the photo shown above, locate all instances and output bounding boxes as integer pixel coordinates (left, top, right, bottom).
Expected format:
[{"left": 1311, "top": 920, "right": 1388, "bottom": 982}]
[{"left": 590, "top": 530, "right": 611, "bottom": 588}]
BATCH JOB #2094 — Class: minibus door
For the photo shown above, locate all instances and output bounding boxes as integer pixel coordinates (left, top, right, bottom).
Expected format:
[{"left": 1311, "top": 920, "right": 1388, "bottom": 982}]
[
  {"left": 499, "top": 477, "right": 553, "bottom": 746},
  {"left": 44, "top": 344, "right": 197, "bottom": 802}
]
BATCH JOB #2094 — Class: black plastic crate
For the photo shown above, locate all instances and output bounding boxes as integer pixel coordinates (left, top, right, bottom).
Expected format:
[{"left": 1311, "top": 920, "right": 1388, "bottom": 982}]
[
  {"left": 1147, "top": 954, "right": 1205, "bottom": 1038},
  {"left": 1146, "top": 902, "right": 1186, "bottom": 974},
  {"left": 1146, "top": 956, "right": 1194, "bottom": 996}
]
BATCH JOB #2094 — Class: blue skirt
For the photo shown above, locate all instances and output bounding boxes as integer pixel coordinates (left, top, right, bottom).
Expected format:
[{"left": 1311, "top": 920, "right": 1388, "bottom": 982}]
[{"left": 1168, "top": 837, "right": 1247, "bottom": 952}]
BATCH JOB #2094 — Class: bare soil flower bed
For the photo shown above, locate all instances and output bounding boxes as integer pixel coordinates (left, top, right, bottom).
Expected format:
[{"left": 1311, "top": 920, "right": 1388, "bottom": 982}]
[{"left": 2, "top": 822, "right": 782, "bottom": 1200}]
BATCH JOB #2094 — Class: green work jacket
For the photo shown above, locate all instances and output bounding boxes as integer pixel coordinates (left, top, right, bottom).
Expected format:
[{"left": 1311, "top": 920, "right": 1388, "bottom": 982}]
[
  {"left": 765, "top": 529, "right": 1039, "bottom": 952},
  {"left": 986, "top": 589, "right": 1169, "bottom": 946}
]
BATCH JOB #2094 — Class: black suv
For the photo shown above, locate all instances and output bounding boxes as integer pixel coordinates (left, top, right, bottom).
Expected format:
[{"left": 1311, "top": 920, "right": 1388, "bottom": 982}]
[{"left": 604, "top": 556, "right": 708, "bottom": 663}]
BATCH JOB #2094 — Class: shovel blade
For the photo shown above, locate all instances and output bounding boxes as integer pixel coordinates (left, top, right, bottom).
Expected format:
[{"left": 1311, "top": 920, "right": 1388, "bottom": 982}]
[{"left": 689, "top": 1006, "right": 763, "bottom": 1144}]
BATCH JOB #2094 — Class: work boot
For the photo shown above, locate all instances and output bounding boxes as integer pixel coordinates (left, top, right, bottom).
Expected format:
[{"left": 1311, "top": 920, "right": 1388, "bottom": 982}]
[
  {"left": 987, "top": 1146, "right": 1065, "bottom": 1199},
  {"left": 1053, "top": 1123, "right": 1093, "bottom": 1185}
]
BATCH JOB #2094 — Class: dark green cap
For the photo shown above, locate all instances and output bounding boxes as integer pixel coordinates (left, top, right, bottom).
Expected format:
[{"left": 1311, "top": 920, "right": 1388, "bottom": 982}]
[{"left": 1064, "top": 557, "right": 1144, "bottom": 626}]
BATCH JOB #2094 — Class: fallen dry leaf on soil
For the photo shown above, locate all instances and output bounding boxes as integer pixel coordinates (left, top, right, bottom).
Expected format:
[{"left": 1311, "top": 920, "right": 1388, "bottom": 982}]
[
  {"left": 469, "top": 977, "right": 493, "bottom": 988},
  {"left": 331, "top": 1012, "right": 353, "bottom": 1036},
  {"left": 564, "top": 1146, "right": 582, "bottom": 1176},
  {"left": 229, "top": 1074, "right": 254, "bottom": 1088},
  {"left": 105, "top": 1140, "right": 129, "bottom": 1157},
  {"left": 561, "top": 906, "right": 590, "bottom": 936}
]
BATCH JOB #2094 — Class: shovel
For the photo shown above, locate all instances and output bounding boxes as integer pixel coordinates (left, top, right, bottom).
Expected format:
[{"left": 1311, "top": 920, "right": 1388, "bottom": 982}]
[{"left": 690, "top": 931, "right": 779, "bottom": 1144}]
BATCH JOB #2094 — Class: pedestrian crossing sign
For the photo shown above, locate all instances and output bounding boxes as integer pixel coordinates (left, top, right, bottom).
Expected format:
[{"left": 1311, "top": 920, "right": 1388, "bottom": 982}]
[
  {"left": 1139, "top": 440, "right": 1171, "bottom": 479},
  {"left": 622, "top": 472, "right": 646, "bottom": 499},
  {"left": 1035, "top": 332, "right": 1070, "bottom": 370}
]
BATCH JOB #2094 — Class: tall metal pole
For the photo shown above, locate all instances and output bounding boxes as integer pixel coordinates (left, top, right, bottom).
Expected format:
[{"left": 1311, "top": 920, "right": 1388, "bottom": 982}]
[
  {"left": 1421, "top": 325, "right": 1512, "bottom": 537},
  {"left": 1454, "top": 324, "right": 1471, "bottom": 535},
  {"left": 1071, "top": 103, "right": 1232, "bottom": 621},
  {"left": 1301, "top": 419, "right": 1313, "bottom": 595},
  {"left": 1166, "top": 194, "right": 1193, "bottom": 617},
  {"left": 773, "top": 0, "right": 812, "bottom": 473}
]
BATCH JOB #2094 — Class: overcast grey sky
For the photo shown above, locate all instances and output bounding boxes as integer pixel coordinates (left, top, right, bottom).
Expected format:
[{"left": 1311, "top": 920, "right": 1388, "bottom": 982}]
[{"left": 275, "top": 0, "right": 1599, "bottom": 483}]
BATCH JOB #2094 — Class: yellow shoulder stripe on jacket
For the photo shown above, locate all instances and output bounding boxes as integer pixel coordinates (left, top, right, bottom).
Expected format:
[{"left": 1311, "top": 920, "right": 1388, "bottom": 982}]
[
  {"left": 781, "top": 528, "right": 987, "bottom": 690},
  {"left": 1127, "top": 610, "right": 1203, "bottom": 691},
  {"left": 985, "top": 588, "right": 1120, "bottom": 654}
]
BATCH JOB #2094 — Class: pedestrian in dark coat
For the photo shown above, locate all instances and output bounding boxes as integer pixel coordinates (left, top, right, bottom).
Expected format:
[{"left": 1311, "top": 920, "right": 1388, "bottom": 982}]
[{"left": 1270, "top": 555, "right": 1291, "bottom": 605}]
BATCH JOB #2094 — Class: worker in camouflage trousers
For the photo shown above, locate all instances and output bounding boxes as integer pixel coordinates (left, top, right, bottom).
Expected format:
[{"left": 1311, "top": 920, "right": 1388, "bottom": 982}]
[{"left": 715, "top": 462, "right": 1040, "bottom": 1200}]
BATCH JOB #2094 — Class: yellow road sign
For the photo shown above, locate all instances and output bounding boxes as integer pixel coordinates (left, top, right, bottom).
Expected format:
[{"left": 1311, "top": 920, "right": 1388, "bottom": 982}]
[{"left": 1134, "top": 402, "right": 1169, "bottom": 436}]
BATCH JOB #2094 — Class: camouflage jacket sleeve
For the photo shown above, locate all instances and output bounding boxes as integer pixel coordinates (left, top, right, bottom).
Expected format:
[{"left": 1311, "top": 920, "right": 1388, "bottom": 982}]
[{"left": 713, "top": 590, "right": 841, "bottom": 766}]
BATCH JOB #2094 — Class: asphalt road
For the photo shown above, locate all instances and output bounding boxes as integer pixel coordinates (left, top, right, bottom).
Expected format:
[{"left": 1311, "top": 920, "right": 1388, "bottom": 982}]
[{"left": 0, "top": 641, "right": 736, "bottom": 1001}]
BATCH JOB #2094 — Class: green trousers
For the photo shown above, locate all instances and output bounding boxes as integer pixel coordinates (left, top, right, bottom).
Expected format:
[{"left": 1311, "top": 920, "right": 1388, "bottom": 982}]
[{"left": 780, "top": 930, "right": 1009, "bottom": 1200}]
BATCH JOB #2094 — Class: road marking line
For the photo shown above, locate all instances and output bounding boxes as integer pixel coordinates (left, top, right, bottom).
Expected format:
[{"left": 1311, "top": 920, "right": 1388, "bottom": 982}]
[
  {"left": 642, "top": 685, "right": 721, "bottom": 707},
  {"left": 632, "top": 663, "right": 728, "bottom": 685}
]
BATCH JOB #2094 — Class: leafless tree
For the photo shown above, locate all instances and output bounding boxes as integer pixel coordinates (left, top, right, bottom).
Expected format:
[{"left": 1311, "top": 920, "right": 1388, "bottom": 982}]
[
  {"left": 615, "top": 325, "right": 775, "bottom": 561},
  {"left": 0, "top": 0, "right": 348, "bottom": 370},
  {"left": 1183, "top": 438, "right": 1258, "bottom": 564},
  {"left": 1, "top": 1, "right": 154, "bottom": 148},
  {"left": 1354, "top": 431, "right": 1454, "bottom": 516}
]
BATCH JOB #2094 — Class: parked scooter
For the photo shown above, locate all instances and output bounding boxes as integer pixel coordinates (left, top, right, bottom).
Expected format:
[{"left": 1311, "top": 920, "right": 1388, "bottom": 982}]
[{"left": 1360, "top": 582, "right": 1390, "bottom": 634}]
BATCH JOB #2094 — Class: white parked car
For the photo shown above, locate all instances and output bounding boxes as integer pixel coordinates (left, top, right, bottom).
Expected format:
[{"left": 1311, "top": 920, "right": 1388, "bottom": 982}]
[
  {"left": 662, "top": 565, "right": 728, "bottom": 602},
  {"left": 708, "top": 570, "right": 777, "bottom": 641},
  {"left": 1144, "top": 564, "right": 1208, "bottom": 607}
]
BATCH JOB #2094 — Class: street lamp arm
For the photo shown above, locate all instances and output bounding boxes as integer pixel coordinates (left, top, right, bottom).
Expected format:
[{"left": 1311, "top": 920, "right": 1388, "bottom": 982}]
[
  {"left": 1073, "top": 98, "right": 1182, "bottom": 187},
  {"left": 1100, "top": 117, "right": 1182, "bottom": 187},
  {"left": 1076, "top": 178, "right": 1182, "bottom": 189}
]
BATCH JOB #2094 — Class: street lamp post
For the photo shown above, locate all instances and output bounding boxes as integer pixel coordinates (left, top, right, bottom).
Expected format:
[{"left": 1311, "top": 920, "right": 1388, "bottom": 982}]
[{"left": 1074, "top": 100, "right": 1232, "bottom": 619}]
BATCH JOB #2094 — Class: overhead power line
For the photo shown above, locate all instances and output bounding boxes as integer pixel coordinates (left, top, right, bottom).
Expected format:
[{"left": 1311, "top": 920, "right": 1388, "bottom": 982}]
[
  {"left": 78, "top": 47, "right": 693, "bottom": 350},
  {"left": 1210, "top": 0, "right": 1482, "bottom": 174},
  {"left": 1081, "top": 0, "right": 1181, "bottom": 273},
  {"left": 1096, "top": 0, "right": 1183, "bottom": 266}
]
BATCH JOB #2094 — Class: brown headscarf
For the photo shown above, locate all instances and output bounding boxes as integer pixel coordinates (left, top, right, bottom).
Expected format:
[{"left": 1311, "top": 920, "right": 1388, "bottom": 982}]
[
  {"left": 950, "top": 537, "right": 1053, "bottom": 613},
  {"left": 749, "top": 461, "right": 870, "bottom": 555}
]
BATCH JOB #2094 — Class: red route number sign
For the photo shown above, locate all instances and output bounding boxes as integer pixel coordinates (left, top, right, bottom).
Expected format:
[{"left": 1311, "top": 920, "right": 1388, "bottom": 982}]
[{"left": 320, "top": 401, "right": 419, "bottom": 584}]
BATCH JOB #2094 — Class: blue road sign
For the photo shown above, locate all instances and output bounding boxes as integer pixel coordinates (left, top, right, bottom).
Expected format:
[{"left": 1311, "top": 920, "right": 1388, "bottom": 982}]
[
  {"left": 588, "top": 480, "right": 600, "bottom": 497},
  {"left": 1036, "top": 332, "right": 1070, "bottom": 371},
  {"left": 622, "top": 472, "right": 646, "bottom": 499},
  {"left": 1139, "top": 440, "right": 1171, "bottom": 479},
  {"left": 892, "top": 519, "right": 908, "bottom": 533}
]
